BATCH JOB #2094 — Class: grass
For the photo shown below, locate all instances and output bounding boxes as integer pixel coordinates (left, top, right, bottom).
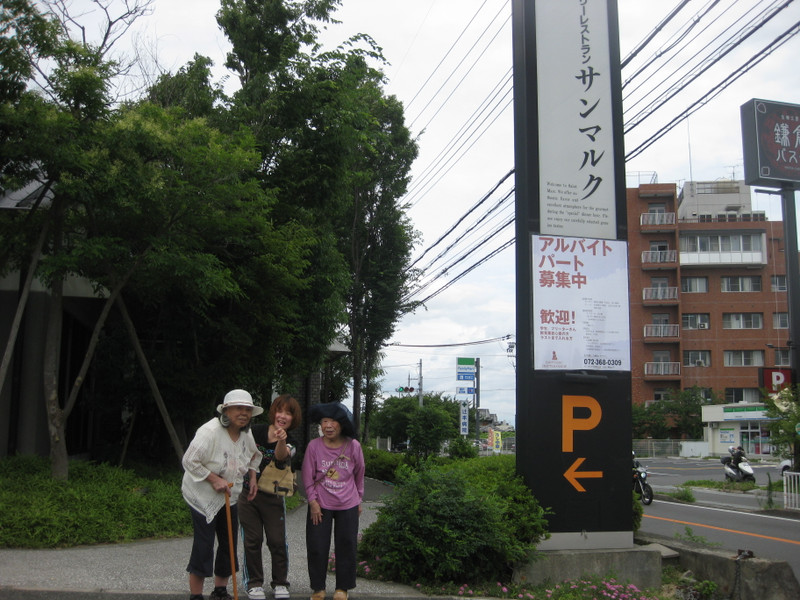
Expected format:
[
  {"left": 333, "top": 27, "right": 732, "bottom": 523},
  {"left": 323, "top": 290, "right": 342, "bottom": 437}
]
[
  {"left": 0, "top": 455, "right": 302, "bottom": 548},
  {"left": 673, "top": 526, "right": 721, "bottom": 548},
  {"left": 682, "top": 478, "right": 783, "bottom": 493},
  {"left": 663, "top": 485, "right": 695, "bottom": 503}
]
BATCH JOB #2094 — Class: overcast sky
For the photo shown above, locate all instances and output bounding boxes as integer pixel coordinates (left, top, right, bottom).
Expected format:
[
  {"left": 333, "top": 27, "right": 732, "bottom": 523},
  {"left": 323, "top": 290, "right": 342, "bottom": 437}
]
[{"left": 67, "top": 0, "right": 800, "bottom": 424}]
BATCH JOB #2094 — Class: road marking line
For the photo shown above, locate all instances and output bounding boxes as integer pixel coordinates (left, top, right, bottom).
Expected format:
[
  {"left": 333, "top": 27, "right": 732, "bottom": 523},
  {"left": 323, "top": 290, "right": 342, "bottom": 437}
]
[{"left": 644, "top": 514, "right": 800, "bottom": 546}]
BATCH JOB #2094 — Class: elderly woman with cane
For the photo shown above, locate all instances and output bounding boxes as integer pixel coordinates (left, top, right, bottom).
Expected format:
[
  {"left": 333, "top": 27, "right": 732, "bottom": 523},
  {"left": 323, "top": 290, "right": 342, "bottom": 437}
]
[
  {"left": 182, "top": 389, "right": 263, "bottom": 600},
  {"left": 302, "top": 402, "right": 364, "bottom": 600}
]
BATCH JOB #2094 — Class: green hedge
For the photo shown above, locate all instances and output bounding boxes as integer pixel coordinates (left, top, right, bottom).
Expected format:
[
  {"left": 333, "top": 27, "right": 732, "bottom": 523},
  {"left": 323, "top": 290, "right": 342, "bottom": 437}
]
[
  {"left": 357, "top": 454, "right": 550, "bottom": 584},
  {"left": 1, "top": 456, "right": 191, "bottom": 548}
]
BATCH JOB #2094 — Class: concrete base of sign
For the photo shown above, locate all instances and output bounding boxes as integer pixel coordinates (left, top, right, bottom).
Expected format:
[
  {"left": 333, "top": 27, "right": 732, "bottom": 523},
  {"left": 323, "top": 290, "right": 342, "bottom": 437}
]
[
  {"left": 536, "top": 530, "right": 633, "bottom": 550},
  {"left": 513, "top": 545, "right": 663, "bottom": 591}
]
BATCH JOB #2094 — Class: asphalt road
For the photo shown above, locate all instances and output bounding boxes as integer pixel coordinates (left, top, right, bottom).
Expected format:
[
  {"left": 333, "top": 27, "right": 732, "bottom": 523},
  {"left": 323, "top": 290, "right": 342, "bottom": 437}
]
[
  {"left": 638, "top": 456, "right": 787, "bottom": 488},
  {"left": 639, "top": 496, "right": 800, "bottom": 581}
]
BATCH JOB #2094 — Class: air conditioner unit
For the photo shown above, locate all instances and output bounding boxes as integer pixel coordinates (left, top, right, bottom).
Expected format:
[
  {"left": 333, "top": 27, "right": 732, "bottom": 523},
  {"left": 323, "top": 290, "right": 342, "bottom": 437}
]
[
  {"left": 695, "top": 360, "right": 706, "bottom": 367},
  {"left": 698, "top": 323, "right": 709, "bottom": 329}
]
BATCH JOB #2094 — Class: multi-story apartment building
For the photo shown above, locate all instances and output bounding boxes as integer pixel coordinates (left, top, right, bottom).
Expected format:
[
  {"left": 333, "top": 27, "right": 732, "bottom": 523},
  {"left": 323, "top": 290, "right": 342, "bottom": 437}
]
[{"left": 627, "top": 180, "right": 790, "bottom": 456}]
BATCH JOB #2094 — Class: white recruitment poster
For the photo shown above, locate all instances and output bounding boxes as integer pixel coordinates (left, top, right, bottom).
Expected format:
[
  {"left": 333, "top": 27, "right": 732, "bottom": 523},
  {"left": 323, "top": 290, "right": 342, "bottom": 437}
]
[{"left": 532, "top": 234, "right": 630, "bottom": 371}]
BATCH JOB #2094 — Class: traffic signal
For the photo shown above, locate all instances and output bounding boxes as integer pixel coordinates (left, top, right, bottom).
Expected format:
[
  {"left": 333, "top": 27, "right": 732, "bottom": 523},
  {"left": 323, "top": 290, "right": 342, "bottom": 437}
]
[{"left": 396, "top": 386, "right": 415, "bottom": 393}]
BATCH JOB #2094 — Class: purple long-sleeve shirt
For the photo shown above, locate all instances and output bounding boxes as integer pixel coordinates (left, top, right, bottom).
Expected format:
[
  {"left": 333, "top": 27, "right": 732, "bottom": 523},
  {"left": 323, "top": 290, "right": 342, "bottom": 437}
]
[{"left": 302, "top": 437, "right": 364, "bottom": 510}]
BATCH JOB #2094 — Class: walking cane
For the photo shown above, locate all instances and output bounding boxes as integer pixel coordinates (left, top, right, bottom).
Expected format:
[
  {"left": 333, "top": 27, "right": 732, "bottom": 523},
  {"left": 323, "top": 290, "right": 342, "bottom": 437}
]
[{"left": 224, "top": 483, "right": 238, "bottom": 600}]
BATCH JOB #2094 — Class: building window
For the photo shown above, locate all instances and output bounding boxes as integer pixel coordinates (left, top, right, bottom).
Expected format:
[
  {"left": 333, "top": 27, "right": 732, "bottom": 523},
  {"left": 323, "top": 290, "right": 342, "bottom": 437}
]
[
  {"left": 725, "top": 388, "right": 761, "bottom": 403},
  {"left": 652, "top": 350, "right": 671, "bottom": 362},
  {"left": 740, "top": 421, "right": 771, "bottom": 455},
  {"left": 685, "top": 387, "right": 713, "bottom": 403},
  {"left": 653, "top": 388, "right": 671, "bottom": 402},
  {"left": 683, "top": 350, "right": 711, "bottom": 367},
  {"left": 681, "top": 276, "right": 708, "bottom": 293},
  {"left": 721, "top": 276, "right": 761, "bottom": 292},
  {"left": 682, "top": 314, "right": 710, "bottom": 329},
  {"left": 773, "top": 312, "right": 789, "bottom": 329},
  {"left": 723, "top": 350, "right": 764, "bottom": 367},
  {"left": 680, "top": 233, "right": 761, "bottom": 252},
  {"left": 775, "top": 348, "right": 790, "bottom": 366},
  {"left": 771, "top": 275, "right": 787, "bottom": 292},
  {"left": 695, "top": 181, "right": 741, "bottom": 194},
  {"left": 722, "top": 313, "right": 763, "bottom": 329}
]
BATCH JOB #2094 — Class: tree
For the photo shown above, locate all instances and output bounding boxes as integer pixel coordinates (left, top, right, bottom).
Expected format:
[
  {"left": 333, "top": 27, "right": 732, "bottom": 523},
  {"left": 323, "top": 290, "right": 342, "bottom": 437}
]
[
  {"left": 370, "top": 394, "right": 419, "bottom": 444},
  {"left": 664, "top": 387, "right": 705, "bottom": 439},
  {"left": 630, "top": 401, "right": 670, "bottom": 440},
  {"left": 407, "top": 404, "right": 455, "bottom": 459},
  {"left": 214, "top": 2, "right": 419, "bottom": 435},
  {"left": 631, "top": 402, "right": 650, "bottom": 439},
  {"left": 1, "top": 0, "right": 141, "bottom": 478},
  {"left": 762, "top": 385, "right": 800, "bottom": 470},
  {"left": 2, "top": 0, "right": 320, "bottom": 476},
  {"left": 370, "top": 392, "right": 465, "bottom": 456}
]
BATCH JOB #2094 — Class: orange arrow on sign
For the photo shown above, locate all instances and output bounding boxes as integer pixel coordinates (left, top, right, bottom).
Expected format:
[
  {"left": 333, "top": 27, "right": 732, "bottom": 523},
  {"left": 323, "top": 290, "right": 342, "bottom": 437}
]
[{"left": 564, "top": 457, "right": 603, "bottom": 492}]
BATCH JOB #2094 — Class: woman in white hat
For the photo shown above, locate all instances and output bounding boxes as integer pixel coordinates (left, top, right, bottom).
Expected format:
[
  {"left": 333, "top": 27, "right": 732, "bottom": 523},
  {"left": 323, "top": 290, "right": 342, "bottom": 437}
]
[{"left": 182, "top": 389, "right": 264, "bottom": 600}]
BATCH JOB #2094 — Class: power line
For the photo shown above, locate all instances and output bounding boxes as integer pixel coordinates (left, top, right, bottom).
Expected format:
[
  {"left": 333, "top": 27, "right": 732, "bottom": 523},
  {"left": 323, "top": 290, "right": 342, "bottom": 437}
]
[
  {"left": 625, "top": 18, "right": 800, "bottom": 161},
  {"left": 399, "top": 1, "right": 800, "bottom": 309},
  {"left": 388, "top": 334, "right": 512, "bottom": 348}
]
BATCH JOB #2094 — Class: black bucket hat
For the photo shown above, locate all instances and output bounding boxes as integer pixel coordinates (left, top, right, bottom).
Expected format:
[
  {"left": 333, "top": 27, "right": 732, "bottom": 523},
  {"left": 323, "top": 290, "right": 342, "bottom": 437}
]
[{"left": 308, "top": 402, "right": 356, "bottom": 438}]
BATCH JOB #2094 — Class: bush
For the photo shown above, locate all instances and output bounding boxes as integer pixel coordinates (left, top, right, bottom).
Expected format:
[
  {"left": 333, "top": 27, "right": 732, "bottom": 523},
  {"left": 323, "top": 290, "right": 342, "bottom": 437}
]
[
  {"left": 357, "top": 455, "right": 549, "bottom": 584},
  {"left": 0, "top": 455, "right": 191, "bottom": 548},
  {"left": 447, "top": 435, "right": 478, "bottom": 459},
  {"left": 632, "top": 489, "right": 643, "bottom": 532},
  {"left": 362, "top": 447, "right": 404, "bottom": 483}
]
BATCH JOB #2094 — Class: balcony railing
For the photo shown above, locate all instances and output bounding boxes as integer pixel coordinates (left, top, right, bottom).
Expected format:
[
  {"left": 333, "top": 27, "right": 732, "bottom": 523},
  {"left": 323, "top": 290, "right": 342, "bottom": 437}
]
[
  {"left": 642, "top": 287, "right": 678, "bottom": 302},
  {"left": 640, "top": 212, "right": 676, "bottom": 227},
  {"left": 644, "top": 323, "right": 680, "bottom": 339},
  {"left": 680, "top": 250, "right": 766, "bottom": 267},
  {"left": 644, "top": 362, "right": 681, "bottom": 377},
  {"left": 642, "top": 250, "right": 678, "bottom": 267}
]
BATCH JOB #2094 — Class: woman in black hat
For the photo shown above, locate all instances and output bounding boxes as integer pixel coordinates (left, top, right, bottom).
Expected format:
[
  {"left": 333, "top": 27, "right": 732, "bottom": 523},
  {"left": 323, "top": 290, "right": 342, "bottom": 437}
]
[{"left": 302, "top": 403, "right": 364, "bottom": 600}]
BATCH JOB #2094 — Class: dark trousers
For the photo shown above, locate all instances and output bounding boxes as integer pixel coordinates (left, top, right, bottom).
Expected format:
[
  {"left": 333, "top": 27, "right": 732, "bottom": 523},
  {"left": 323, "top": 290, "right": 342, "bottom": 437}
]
[
  {"left": 187, "top": 504, "right": 239, "bottom": 579},
  {"left": 238, "top": 490, "right": 289, "bottom": 589},
  {"left": 306, "top": 505, "right": 359, "bottom": 592}
]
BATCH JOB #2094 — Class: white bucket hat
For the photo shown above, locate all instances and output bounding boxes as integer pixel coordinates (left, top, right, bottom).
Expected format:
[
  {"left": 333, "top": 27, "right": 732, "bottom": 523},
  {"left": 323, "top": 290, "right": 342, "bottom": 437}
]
[{"left": 216, "top": 389, "right": 264, "bottom": 416}]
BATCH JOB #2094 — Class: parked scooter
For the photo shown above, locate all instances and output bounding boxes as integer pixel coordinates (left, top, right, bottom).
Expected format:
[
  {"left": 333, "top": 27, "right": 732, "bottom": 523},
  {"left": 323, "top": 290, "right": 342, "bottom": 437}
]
[
  {"left": 632, "top": 455, "right": 653, "bottom": 505},
  {"left": 721, "top": 445, "right": 755, "bottom": 482}
]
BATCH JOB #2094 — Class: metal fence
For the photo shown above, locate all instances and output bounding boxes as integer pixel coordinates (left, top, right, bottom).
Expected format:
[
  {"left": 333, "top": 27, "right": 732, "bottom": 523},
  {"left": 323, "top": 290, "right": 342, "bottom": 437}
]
[
  {"left": 632, "top": 439, "right": 704, "bottom": 458},
  {"left": 785, "top": 471, "right": 800, "bottom": 511}
]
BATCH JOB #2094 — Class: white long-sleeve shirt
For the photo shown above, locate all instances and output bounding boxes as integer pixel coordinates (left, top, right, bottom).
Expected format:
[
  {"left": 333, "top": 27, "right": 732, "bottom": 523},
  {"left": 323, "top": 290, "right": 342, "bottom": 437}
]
[{"left": 182, "top": 417, "right": 260, "bottom": 523}]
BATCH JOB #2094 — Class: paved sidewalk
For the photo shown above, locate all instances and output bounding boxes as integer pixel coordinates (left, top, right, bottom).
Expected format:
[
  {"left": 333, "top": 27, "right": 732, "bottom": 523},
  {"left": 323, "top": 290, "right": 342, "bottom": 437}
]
[{"left": 0, "top": 478, "right": 423, "bottom": 600}]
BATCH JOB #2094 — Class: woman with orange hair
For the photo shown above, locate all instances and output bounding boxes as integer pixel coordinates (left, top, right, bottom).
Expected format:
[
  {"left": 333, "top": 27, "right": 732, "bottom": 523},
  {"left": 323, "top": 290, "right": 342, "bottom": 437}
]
[{"left": 238, "top": 394, "right": 302, "bottom": 600}]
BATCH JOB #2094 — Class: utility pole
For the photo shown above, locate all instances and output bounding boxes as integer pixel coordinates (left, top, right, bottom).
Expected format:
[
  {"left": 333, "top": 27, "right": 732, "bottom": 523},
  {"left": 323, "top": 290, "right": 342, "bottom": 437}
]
[
  {"left": 474, "top": 357, "right": 480, "bottom": 444},
  {"left": 780, "top": 185, "right": 800, "bottom": 472},
  {"left": 418, "top": 359, "right": 423, "bottom": 407},
  {"left": 757, "top": 185, "right": 800, "bottom": 470}
]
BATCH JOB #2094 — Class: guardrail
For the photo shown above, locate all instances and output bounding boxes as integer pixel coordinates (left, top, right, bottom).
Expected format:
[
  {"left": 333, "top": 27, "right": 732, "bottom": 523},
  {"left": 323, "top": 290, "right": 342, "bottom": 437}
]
[{"left": 784, "top": 471, "right": 800, "bottom": 510}]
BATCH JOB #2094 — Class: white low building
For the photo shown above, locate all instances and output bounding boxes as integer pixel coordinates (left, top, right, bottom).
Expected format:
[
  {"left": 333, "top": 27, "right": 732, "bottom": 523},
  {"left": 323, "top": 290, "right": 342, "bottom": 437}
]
[{"left": 702, "top": 403, "right": 776, "bottom": 457}]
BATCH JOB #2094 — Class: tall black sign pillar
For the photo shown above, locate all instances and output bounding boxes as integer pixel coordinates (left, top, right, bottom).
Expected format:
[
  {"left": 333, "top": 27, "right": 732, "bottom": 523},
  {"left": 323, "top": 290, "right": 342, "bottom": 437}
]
[{"left": 512, "top": 0, "right": 632, "bottom": 549}]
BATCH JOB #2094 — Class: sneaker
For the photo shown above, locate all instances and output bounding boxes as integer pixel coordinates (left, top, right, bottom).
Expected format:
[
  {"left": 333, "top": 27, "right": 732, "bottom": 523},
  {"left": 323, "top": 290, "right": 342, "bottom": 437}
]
[
  {"left": 274, "top": 585, "right": 290, "bottom": 599},
  {"left": 209, "top": 588, "right": 233, "bottom": 600},
  {"left": 248, "top": 587, "right": 267, "bottom": 600}
]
